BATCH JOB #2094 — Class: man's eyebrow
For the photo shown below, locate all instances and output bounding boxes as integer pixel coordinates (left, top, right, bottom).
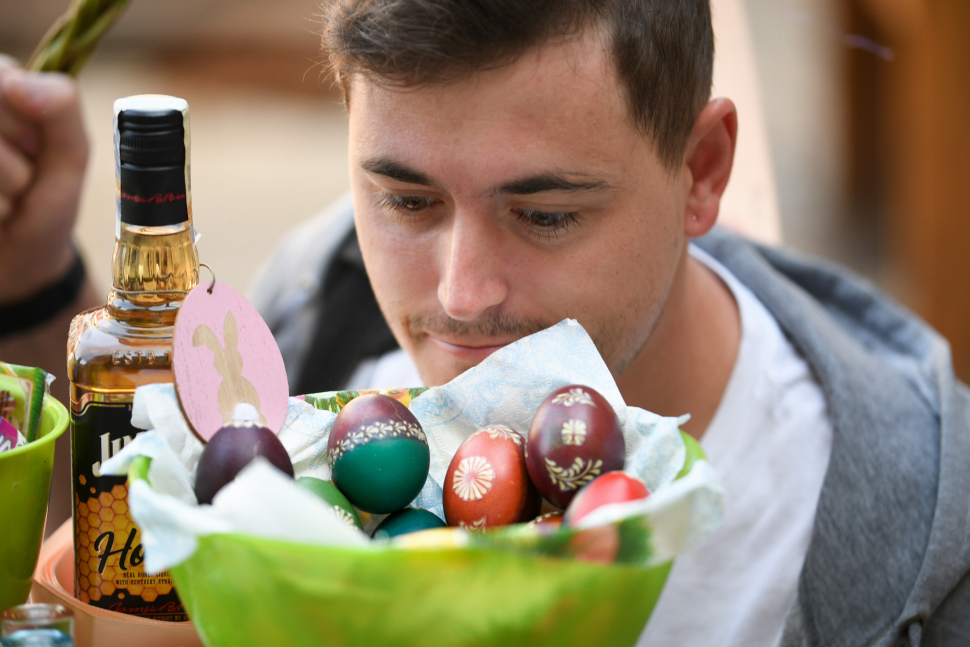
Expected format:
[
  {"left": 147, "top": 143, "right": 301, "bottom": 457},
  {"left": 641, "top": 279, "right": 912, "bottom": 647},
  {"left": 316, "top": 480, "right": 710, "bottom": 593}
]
[
  {"left": 493, "top": 173, "right": 612, "bottom": 195},
  {"left": 361, "top": 158, "right": 611, "bottom": 195},
  {"left": 360, "top": 158, "right": 436, "bottom": 186}
]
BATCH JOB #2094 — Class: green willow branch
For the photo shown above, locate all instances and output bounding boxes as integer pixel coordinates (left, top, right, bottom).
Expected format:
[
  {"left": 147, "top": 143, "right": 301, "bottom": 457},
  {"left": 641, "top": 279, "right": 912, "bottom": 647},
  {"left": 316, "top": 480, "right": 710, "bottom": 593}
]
[{"left": 27, "top": 0, "right": 132, "bottom": 76}]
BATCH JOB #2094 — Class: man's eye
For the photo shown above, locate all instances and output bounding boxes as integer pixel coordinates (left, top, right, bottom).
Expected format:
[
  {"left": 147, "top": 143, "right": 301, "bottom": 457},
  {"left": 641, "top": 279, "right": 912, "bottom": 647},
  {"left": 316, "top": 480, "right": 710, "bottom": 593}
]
[
  {"left": 514, "top": 209, "right": 582, "bottom": 240},
  {"left": 378, "top": 193, "right": 440, "bottom": 212}
]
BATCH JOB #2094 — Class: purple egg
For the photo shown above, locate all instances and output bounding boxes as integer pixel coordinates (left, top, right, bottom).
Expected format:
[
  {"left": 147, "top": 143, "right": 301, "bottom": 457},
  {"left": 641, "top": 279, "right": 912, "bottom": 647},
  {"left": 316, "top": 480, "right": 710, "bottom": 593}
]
[{"left": 195, "top": 423, "right": 294, "bottom": 505}]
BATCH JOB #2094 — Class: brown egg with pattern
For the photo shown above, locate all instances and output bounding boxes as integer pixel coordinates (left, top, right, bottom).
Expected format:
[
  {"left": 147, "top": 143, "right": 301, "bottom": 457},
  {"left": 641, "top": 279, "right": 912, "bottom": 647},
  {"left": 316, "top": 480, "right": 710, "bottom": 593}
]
[
  {"left": 443, "top": 425, "right": 542, "bottom": 531},
  {"left": 526, "top": 385, "right": 625, "bottom": 509}
]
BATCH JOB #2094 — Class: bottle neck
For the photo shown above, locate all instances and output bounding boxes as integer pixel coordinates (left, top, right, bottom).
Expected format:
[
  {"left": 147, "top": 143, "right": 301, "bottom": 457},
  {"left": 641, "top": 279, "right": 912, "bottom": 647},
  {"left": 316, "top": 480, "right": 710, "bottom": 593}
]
[{"left": 107, "top": 221, "right": 199, "bottom": 325}]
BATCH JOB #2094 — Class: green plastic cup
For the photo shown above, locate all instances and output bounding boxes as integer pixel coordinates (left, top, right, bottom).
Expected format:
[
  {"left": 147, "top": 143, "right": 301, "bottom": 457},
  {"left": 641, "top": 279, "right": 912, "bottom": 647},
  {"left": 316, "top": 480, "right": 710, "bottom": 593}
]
[{"left": 0, "top": 395, "right": 69, "bottom": 611}]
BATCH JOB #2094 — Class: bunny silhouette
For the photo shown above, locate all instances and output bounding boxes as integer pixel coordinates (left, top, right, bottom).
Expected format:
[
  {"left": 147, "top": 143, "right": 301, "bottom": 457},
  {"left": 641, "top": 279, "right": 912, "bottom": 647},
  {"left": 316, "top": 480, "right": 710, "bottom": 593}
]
[{"left": 192, "top": 311, "right": 266, "bottom": 426}]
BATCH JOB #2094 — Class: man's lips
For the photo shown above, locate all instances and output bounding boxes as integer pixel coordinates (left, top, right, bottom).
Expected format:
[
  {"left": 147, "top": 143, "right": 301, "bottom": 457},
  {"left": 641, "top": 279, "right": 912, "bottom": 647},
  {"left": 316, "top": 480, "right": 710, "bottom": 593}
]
[{"left": 426, "top": 335, "right": 514, "bottom": 362}]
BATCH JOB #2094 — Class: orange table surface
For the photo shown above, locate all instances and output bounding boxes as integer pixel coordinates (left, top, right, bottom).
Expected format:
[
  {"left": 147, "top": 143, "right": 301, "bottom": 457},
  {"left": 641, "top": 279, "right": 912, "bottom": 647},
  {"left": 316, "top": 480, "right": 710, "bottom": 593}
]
[{"left": 31, "top": 520, "right": 204, "bottom": 647}]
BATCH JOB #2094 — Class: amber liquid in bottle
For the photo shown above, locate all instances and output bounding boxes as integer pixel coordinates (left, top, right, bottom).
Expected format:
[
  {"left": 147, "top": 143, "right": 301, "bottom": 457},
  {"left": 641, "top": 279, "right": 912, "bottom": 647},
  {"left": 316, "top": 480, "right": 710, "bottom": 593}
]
[
  {"left": 67, "top": 223, "right": 197, "bottom": 620},
  {"left": 67, "top": 95, "right": 197, "bottom": 620}
]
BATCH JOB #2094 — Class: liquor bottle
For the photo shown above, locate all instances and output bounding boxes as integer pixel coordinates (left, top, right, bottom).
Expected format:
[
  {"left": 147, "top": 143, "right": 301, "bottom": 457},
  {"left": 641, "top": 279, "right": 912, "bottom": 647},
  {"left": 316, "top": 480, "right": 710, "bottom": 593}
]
[{"left": 67, "top": 95, "right": 198, "bottom": 621}]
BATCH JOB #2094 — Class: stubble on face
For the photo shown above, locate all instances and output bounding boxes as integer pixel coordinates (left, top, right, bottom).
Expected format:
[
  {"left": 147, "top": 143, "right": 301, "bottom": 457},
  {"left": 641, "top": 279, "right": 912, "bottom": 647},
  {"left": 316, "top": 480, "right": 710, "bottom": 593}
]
[
  {"left": 396, "top": 258, "right": 677, "bottom": 384},
  {"left": 406, "top": 311, "right": 547, "bottom": 345}
]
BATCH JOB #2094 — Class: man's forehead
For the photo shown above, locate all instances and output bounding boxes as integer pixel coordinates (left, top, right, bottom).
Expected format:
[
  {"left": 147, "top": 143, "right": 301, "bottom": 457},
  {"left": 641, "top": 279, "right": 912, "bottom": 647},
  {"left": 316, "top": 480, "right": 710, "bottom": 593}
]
[
  {"left": 345, "top": 28, "right": 625, "bottom": 128},
  {"left": 343, "top": 27, "right": 666, "bottom": 194}
]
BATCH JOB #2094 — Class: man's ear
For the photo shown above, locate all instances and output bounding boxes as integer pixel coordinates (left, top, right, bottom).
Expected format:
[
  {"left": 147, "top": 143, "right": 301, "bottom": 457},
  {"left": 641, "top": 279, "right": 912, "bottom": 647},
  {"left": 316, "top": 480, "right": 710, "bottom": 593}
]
[{"left": 683, "top": 98, "right": 738, "bottom": 238}]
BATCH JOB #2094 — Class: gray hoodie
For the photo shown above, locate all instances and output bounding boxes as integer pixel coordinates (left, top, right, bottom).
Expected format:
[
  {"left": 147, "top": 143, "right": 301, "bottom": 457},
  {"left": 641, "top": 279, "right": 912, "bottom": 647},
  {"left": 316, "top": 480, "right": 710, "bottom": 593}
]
[
  {"left": 252, "top": 203, "right": 970, "bottom": 646},
  {"left": 696, "top": 231, "right": 970, "bottom": 647}
]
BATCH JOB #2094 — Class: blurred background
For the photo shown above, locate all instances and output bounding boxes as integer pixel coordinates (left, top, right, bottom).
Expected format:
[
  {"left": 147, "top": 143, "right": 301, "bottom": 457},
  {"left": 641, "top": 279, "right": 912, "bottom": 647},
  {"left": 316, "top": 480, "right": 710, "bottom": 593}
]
[
  {"left": 0, "top": 0, "right": 967, "bottom": 371},
  {"left": 3, "top": 0, "right": 969, "bottom": 539}
]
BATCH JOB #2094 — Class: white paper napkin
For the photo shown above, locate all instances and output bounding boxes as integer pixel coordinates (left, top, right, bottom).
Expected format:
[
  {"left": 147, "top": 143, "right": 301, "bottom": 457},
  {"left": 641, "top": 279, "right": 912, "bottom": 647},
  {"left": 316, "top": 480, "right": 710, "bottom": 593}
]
[{"left": 102, "top": 319, "right": 723, "bottom": 573}]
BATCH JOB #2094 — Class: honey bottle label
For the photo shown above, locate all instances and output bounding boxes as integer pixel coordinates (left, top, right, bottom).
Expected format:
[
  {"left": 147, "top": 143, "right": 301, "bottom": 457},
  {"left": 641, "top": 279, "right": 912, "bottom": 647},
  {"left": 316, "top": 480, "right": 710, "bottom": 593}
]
[{"left": 71, "top": 398, "right": 187, "bottom": 621}]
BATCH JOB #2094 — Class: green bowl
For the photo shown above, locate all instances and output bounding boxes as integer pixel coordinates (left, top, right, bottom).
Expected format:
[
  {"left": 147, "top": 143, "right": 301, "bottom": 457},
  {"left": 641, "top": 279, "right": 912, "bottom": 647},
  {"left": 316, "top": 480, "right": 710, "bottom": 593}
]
[
  {"left": 0, "top": 394, "right": 69, "bottom": 611},
  {"left": 172, "top": 533, "right": 671, "bottom": 647},
  {"left": 127, "top": 434, "right": 705, "bottom": 647}
]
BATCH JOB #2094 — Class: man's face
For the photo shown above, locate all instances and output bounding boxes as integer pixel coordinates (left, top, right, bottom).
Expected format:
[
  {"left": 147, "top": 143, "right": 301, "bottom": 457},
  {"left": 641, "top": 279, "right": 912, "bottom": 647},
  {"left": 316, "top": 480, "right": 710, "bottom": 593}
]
[{"left": 348, "top": 29, "right": 690, "bottom": 386}]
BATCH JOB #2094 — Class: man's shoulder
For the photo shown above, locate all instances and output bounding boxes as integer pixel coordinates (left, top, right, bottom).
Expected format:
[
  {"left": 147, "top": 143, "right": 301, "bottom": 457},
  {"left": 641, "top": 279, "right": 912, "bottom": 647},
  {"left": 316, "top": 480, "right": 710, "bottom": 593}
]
[
  {"left": 248, "top": 196, "right": 356, "bottom": 387},
  {"left": 697, "top": 228, "right": 970, "bottom": 645},
  {"left": 694, "top": 227, "right": 945, "bottom": 422},
  {"left": 249, "top": 195, "right": 355, "bottom": 323}
]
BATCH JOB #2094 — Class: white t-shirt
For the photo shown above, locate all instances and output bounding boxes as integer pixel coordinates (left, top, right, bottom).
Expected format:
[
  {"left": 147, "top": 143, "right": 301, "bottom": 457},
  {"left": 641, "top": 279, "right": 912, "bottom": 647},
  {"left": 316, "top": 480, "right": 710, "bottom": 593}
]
[
  {"left": 346, "top": 348, "right": 424, "bottom": 392},
  {"left": 638, "top": 247, "right": 832, "bottom": 646},
  {"left": 352, "top": 246, "right": 832, "bottom": 647}
]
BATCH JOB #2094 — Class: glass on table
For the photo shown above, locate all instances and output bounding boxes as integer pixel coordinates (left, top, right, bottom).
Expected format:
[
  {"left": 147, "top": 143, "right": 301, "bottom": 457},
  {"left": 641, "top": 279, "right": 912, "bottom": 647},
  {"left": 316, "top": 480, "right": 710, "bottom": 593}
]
[{"left": 0, "top": 605, "right": 72, "bottom": 646}]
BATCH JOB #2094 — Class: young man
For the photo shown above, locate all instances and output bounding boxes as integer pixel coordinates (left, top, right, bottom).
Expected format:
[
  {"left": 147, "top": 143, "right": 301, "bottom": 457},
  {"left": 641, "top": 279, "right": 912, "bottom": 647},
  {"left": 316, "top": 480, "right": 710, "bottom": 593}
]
[{"left": 1, "top": 1, "right": 968, "bottom": 645}]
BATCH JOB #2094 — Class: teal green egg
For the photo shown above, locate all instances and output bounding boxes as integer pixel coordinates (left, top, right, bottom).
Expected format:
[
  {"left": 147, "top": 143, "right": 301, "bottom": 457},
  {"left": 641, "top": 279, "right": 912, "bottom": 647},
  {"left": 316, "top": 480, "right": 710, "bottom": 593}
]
[
  {"left": 330, "top": 438, "right": 430, "bottom": 514},
  {"left": 373, "top": 508, "right": 446, "bottom": 539},
  {"left": 327, "top": 393, "right": 431, "bottom": 514},
  {"left": 296, "top": 477, "right": 363, "bottom": 529}
]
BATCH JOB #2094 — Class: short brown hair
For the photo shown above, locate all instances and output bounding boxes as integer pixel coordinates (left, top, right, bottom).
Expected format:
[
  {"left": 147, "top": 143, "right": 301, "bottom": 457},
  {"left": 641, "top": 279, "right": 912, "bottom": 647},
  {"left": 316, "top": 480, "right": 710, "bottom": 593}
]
[{"left": 322, "top": 0, "right": 713, "bottom": 168}]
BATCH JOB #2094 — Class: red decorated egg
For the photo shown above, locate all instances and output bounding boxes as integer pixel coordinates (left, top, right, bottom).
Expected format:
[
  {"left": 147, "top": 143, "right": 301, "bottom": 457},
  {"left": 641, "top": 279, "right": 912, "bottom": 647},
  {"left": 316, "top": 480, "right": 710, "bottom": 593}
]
[
  {"left": 526, "top": 385, "right": 625, "bottom": 509},
  {"left": 327, "top": 394, "right": 429, "bottom": 514},
  {"left": 443, "top": 425, "right": 541, "bottom": 532},
  {"left": 563, "top": 471, "right": 650, "bottom": 526}
]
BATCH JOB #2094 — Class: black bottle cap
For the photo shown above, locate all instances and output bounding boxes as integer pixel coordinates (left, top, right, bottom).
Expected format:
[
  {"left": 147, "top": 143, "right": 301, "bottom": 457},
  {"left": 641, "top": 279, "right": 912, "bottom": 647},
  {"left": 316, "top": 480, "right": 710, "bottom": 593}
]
[
  {"left": 118, "top": 108, "right": 185, "bottom": 168},
  {"left": 114, "top": 95, "right": 190, "bottom": 227}
]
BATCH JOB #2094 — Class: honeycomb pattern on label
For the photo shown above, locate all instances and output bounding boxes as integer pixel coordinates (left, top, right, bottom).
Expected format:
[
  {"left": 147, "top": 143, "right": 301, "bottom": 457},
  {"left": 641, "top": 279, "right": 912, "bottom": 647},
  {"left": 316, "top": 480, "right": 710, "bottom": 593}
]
[{"left": 74, "top": 482, "right": 174, "bottom": 605}]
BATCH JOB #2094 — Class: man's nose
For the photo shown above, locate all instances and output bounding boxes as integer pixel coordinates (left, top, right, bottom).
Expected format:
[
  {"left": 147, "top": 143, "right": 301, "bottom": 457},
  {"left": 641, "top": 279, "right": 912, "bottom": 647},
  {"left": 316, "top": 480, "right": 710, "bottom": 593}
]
[{"left": 437, "top": 209, "right": 509, "bottom": 321}]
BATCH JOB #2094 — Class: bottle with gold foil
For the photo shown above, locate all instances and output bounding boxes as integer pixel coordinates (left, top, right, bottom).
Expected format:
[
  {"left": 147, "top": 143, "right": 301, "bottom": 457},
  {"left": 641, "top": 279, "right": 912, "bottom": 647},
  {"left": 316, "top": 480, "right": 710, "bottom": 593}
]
[{"left": 67, "top": 95, "right": 198, "bottom": 620}]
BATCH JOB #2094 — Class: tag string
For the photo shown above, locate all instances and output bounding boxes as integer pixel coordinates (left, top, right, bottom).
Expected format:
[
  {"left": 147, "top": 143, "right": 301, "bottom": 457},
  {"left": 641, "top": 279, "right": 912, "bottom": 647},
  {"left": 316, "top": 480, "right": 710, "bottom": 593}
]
[
  {"left": 200, "top": 263, "right": 216, "bottom": 294},
  {"left": 110, "top": 263, "right": 215, "bottom": 297}
]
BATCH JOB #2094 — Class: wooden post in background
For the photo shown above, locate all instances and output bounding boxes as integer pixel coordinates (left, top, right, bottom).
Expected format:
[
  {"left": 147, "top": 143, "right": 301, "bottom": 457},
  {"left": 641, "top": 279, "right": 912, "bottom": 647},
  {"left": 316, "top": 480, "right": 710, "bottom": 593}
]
[{"left": 854, "top": 0, "right": 970, "bottom": 381}]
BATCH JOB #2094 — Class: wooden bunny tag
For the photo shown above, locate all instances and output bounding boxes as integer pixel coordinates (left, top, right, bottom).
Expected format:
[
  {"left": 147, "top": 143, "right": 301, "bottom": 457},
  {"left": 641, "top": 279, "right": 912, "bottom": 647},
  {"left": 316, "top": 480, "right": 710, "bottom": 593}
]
[{"left": 173, "top": 278, "right": 289, "bottom": 441}]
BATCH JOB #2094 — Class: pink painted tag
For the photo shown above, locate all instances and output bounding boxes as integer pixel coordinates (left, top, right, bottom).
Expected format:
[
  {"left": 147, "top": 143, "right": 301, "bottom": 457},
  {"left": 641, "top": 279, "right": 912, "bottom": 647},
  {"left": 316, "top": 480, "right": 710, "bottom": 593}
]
[{"left": 173, "top": 281, "right": 289, "bottom": 442}]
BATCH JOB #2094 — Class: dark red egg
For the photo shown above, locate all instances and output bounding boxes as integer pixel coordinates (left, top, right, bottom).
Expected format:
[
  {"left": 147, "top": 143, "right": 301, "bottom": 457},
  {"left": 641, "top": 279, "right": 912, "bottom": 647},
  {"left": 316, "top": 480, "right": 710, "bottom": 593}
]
[
  {"left": 195, "top": 423, "right": 294, "bottom": 505},
  {"left": 563, "top": 471, "right": 650, "bottom": 526},
  {"left": 526, "top": 385, "right": 625, "bottom": 509},
  {"left": 443, "top": 425, "right": 541, "bottom": 531}
]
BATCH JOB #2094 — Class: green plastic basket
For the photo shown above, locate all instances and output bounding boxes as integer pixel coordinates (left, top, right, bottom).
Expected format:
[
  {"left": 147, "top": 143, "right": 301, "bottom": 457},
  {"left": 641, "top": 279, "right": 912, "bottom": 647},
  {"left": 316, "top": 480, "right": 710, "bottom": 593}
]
[
  {"left": 0, "top": 394, "right": 69, "bottom": 611},
  {"left": 127, "top": 434, "right": 704, "bottom": 647}
]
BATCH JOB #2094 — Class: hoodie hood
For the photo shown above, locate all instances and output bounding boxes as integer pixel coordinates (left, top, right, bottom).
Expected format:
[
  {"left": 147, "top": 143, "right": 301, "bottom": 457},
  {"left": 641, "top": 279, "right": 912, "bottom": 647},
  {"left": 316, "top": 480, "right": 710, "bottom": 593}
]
[{"left": 697, "top": 228, "right": 970, "bottom": 647}]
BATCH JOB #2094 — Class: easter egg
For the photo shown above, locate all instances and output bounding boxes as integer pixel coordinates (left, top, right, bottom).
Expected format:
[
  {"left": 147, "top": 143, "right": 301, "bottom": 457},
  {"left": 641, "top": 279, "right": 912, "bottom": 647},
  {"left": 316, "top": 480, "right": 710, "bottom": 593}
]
[
  {"left": 526, "top": 385, "right": 625, "bottom": 509},
  {"left": 195, "top": 423, "right": 294, "bottom": 505},
  {"left": 327, "top": 393, "right": 430, "bottom": 514},
  {"left": 528, "top": 511, "right": 564, "bottom": 531},
  {"left": 563, "top": 471, "right": 650, "bottom": 526},
  {"left": 392, "top": 527, "right": 466, "bottom": 550},
  {"left": 443, "top": 425, "right": 541, "bottom": 531},
  {"left": 297, "top": 477, "right": 363, "bottom": 529},
  {"left": 372, "top": 507, "right": 446, "bottom": 539},
  {"left": 569, "top": 525, "right": 622, "bottom": 564}
]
